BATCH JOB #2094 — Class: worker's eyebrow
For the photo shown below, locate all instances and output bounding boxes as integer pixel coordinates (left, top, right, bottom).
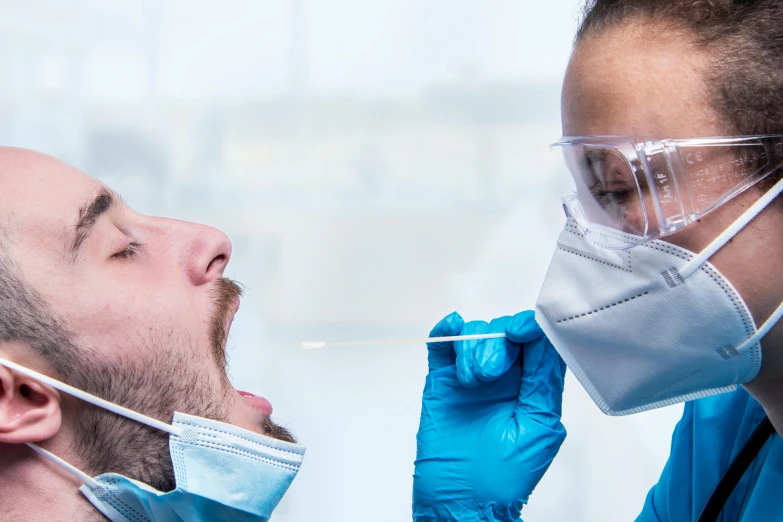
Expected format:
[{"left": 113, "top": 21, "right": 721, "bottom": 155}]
[{"left": 71, "top": 187, "right": 120, "bottom": 255}]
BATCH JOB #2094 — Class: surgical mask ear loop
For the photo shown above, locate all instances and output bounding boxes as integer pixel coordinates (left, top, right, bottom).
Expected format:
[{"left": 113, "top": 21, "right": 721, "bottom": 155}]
[
  {"left": 0, "top": 358, "right": 184, "bottom": 487},
  {"left": 25, "top": 442, "right": 101, "bottom": 489},
  {"left": 0, "top": 358, "right": 183, "bottom": 437},
  {"left": 0, "top": 359, "right": 276, "bottom": 479},
  {"left": 674, "top": 175, "right": 783, "bottom": 355}
]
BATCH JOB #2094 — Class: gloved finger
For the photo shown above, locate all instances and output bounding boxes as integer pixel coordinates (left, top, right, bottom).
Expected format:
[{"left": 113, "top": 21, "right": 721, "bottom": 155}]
[
  {"left": 516, "top": 336, "right": 567, "bottom": 425},
  {"left": 454, "top": 320, "right": 488, "bottom": 388},
  {"left": 474, "top": 315, "right": 520, "bottom": 383},
  {"left": 426, "top": 312, "right": 464, "bottom": 372},
  {"left": 505, "top": 310, "right": 544, "bottom": 344}
]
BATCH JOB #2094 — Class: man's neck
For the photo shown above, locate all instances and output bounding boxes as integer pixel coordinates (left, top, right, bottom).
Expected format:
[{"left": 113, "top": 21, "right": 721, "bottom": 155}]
[{"left": 0, "top": 445, "right": 106, "bottom": 521}]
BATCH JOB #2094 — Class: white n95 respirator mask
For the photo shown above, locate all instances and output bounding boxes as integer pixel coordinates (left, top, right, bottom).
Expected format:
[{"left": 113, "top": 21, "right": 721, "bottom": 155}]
[{"left": 535, "top": 175, "right": 783, "bottom": 416}]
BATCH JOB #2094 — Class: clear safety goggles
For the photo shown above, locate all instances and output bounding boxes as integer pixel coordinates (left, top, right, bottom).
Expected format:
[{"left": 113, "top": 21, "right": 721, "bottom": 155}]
[{"left": 552, "top": 135, "right": 783, "bottom": 249}]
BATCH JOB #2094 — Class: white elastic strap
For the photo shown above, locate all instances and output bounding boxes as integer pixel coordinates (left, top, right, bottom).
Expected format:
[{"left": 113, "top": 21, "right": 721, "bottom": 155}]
[
  {"left": 0, "top": 358, "right": 183, "bottom": 437},
  {"left": 680, "top": 175, "right": 783, "bottom": 279},
  {"left": 735, "top": 299, "right": 783, "bottom": 354},
  {"left": 26, "top": 442, "right": 100, "bottom": 488}
]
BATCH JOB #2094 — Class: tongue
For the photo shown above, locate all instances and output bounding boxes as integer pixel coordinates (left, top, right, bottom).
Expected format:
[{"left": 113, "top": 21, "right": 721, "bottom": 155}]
[{"left": 238, "top": 390, "right": 274, "bottom": 416}]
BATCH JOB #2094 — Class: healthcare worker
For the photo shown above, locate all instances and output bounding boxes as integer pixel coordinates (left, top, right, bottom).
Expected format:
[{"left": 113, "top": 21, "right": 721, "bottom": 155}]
[{"left": 413, "top": 0, "right": 783, "bottom": 521}]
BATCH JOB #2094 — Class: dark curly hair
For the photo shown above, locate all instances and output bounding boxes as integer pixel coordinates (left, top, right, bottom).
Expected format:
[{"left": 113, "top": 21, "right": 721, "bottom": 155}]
[{"left": 577, "top": 0, "right": 783, "bottom": 194}]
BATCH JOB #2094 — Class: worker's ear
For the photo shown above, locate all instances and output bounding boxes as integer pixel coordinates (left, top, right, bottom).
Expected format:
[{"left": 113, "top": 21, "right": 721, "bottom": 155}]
[{"left": 0, "top": 363, "right": 62, "bottom": 443}]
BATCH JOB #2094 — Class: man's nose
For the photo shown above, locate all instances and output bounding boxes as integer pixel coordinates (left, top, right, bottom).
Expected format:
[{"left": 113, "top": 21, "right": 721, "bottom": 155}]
[{"left": 163, "top": 219, "right": 233, "bottom": 286}]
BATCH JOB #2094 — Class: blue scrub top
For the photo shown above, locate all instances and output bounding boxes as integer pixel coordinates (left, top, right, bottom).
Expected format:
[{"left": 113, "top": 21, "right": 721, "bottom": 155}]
[{"left": 636, "top": 388, "right": 783, "bottom": 521}]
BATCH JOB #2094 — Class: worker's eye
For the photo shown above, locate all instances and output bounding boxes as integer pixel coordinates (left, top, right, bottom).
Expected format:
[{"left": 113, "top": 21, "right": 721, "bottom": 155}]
[{"left": 112, "top": 241, "right": 142, "bottom": 260}]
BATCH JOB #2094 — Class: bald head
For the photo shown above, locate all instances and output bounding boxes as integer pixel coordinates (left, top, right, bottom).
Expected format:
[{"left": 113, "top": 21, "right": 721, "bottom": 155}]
[
  {"left": 0, "top": 149, "right": 82, "bottom": 383},
  {"left": 0, "top": 147, "right": 107, "bottom": 266},
  {"left": 0, "top": 147, "right": 105, "bottom": 372}
]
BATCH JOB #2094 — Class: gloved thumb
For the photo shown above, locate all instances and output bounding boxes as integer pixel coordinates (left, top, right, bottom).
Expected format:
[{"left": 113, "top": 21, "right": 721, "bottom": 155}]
[
  {"left": 505, "top": 310, "right": 544, "bottom": 344},
  {"left": 426, "top": 312, "right": 464, "bottom": 372}
]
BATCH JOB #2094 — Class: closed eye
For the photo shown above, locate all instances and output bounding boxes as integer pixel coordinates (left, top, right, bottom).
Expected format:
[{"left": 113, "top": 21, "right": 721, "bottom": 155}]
[
  {"left": 112, "top": 241, "right": 142, "bottom": 260},
  {"left": 604, "top": 190, "right": 632, "bottom": 202}
]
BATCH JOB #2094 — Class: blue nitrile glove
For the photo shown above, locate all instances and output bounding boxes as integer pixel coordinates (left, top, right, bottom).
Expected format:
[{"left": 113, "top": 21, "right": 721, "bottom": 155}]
[{"left": 412, "top": 311, "right": 567, "bottom": 522}]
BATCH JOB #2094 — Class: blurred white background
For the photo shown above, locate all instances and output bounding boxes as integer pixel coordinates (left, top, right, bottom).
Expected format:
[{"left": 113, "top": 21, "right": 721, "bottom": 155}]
[{"left": 0, "top": 1, "right": 684, "bottom": 520}]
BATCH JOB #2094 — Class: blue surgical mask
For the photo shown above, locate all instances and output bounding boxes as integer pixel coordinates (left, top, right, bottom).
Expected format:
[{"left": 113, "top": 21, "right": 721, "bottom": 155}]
[{"left": 0, "top": 358, "right": 305, "bottom": 522}]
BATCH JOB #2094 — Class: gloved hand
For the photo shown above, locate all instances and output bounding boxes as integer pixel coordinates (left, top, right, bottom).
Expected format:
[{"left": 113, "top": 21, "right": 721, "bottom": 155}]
[{"left": 412, "top": 311, "right": 567, "bottom": 522}]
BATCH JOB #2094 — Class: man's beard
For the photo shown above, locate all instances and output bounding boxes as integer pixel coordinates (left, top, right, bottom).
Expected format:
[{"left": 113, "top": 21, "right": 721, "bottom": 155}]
[{"left": 69, "top": 277, "right": 295, "bottom": 492}]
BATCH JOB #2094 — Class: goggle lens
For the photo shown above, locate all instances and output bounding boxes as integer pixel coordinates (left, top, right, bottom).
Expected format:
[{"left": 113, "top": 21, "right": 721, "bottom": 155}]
[
  {"left": 553, "top": 135, "right": 783, "bottom": 250},
  {"left": 561, "top": 145, "right": 648, "bottom": 249}
]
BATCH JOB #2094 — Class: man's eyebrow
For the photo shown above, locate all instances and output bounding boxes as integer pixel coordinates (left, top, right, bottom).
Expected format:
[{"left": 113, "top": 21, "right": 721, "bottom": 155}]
[{"left": 71, "top": 187, "right": 120, "bottom": 255}]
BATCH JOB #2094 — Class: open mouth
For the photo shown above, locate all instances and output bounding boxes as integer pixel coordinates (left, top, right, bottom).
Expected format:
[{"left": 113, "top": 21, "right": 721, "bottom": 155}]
[{"left": 223, "top": 298, "right": 275, "bottom": 418}]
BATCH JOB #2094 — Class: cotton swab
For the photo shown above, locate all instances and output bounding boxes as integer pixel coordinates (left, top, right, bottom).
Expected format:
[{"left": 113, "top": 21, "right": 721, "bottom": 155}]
[{"left": 301, "top": 333, "right": 506, "bottom": 350}]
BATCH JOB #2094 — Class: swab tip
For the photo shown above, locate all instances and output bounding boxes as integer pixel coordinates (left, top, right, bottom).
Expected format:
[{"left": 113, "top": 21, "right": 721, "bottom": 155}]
[{"left": 301, "top": 341, "right": 327, "bottom": 350}]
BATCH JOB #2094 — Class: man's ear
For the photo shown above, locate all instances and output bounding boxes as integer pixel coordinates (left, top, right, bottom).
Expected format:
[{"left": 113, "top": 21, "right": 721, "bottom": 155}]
[{"left": 0, "top": 364, "right": 62, "bottom": 443}]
